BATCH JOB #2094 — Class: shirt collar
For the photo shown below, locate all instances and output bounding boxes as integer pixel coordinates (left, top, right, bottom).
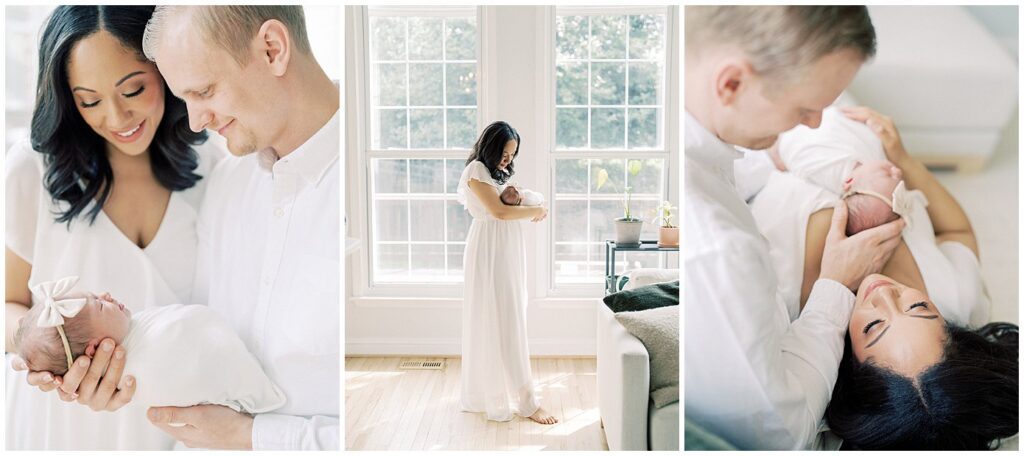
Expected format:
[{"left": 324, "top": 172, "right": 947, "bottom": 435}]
[
  {"left": 257, "top": 108, "right": 340, "bottom": 187},
  {"left": 685, "top": 110, "right": 743, "bottom": 169}
]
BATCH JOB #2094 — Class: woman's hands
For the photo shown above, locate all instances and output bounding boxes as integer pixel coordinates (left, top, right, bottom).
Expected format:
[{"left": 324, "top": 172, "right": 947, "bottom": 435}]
[
  {"left": 530, "top": 206, "right": 549, "bottom": 222},
  {"left": 840, "top": 106, "right": 909, "bottom": 166},
  {"left": 12, "top": 337, "right": 136, "bottom": 411}
]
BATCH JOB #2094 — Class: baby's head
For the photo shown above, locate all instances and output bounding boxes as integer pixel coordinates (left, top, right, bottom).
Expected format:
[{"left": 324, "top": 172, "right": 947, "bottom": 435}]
[
  {"left": 843, "top": 160, "right": 904, "bottom": 235},
  {"left": 500, "top": 186, "right": 522, "bottom": 206},
  {"left": 15, "top": 293, "right": 131, "bottom": 376}
]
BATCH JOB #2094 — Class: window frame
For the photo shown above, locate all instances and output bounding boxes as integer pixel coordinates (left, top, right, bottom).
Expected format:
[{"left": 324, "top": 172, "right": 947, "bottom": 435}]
[
  {"left": 350, "top": 5, "right": 677, "bottom": 300},
  {"left": 546, "top": 6, "right": 676, "bottom": 293},
  {"left": 358, "top": 6, "right": 482, "bottom": 297}
]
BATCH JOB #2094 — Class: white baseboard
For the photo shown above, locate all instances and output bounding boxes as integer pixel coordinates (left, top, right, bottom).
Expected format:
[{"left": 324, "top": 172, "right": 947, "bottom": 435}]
[{"left": 346, "top": 337, "right": 597, "bottom": 357}]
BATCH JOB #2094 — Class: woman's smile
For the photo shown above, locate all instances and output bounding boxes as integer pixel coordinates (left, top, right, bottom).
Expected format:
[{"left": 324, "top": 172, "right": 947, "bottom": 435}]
[
  {"left": 861, "top": 278, "right": 892, "bottom": 299},
  {"left": 109, "top": 119, "right": 146, "bottom": 143}
]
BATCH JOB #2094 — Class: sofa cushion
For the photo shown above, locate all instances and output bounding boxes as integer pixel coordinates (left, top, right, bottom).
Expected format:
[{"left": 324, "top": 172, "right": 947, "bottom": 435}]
[
  {"left": 603, "top": 280, "right": 679, "bottom": 313},
  {"left": 615, "top": 305, "right": 679, "bottom": 407},
  {"left": 622, "top": 268, "right": 680, "bottom": 291}
]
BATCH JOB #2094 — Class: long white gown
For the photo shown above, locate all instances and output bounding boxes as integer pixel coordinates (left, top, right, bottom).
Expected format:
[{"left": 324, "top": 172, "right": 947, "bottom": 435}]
[
  {"left": 457, "top": 160, "right": 540, "bottom": 422},
  {"left": 4, "top": 138, "right": 222, "bottom": 449}
]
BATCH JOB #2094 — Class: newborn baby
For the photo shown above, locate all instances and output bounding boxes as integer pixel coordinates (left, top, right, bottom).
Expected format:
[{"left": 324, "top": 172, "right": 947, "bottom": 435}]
[
  {"left": 772, "top": 106, "right": 912, "bottom": 236},
  {"left": 840, "top": 160, "right": 907, "bottom": 235},
  {"left": 500, "top": 185, "right": 545, "bottom": 206},
  {"left": 15, "top": 277, "right": 285, "bottom": 414}
]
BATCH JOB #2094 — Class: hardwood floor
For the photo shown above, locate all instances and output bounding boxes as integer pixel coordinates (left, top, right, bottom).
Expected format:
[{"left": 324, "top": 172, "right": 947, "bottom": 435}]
[{"left": 345, "top": 356, "right": 609, "bottom": 451}]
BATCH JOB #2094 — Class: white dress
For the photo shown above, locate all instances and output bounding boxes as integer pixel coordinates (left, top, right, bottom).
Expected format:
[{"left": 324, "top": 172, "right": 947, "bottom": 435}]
[
  {"left": 4, "top": 138, "right": 222, "bottom": 450},
  {"left": 457, "top": 160, "right": 540, "bottom": 421}
]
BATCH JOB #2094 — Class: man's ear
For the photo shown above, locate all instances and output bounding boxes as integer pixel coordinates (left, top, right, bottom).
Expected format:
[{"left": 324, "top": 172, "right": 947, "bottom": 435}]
[
  {"left": 713, "top": 59, "right": 752, "bottom": 107},
  {"left": 255, "top": 19, "right": 292, "bottom": 77},
  {"left": 84, "top": 338, "right": 102, "bottom": 357}
]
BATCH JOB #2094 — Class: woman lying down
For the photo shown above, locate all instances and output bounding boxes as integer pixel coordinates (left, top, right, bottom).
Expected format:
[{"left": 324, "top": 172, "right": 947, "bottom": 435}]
[
  {"left": 751, "top": 105, "right": 1018, "bottom": 450},
  {"left": 15, "top": 277, "right": 285, "bottom": 418}
]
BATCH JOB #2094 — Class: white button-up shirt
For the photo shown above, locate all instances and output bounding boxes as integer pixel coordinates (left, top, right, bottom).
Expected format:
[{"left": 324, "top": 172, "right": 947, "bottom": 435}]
[
  {"left": 191, "top": 110, "right": 340, "bottom": 450},
  {"left": 683, "top": 111, "right": 854, "bottom": 450}
]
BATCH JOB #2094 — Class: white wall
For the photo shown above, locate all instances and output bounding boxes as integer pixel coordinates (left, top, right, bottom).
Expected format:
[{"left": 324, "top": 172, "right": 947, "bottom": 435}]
[
  {"left": 965, "top": 5, "right": 1018, "bottom": 60},
  {"left": 344, "top": 6, "right": 680, "bottom": 356}
]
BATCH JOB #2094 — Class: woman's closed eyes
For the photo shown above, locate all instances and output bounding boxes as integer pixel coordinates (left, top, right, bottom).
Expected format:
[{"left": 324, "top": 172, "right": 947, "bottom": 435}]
[
  {"left": 862, "top": 301, "right": 938, "bottom": 347},
  {"left": 79, "top": 84, "right": 146, "bottom": 108}
]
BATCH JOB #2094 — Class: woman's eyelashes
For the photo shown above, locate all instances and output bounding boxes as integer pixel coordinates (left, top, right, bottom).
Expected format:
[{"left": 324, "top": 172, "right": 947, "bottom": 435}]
[
  {"left": 863, "top": 318, "right": 884, "bottom": 334},
  {"left": 78, "top": 85, "right": 145, "bottom": 108},
  {"left": 124, "top": 85, "right": 145, "bottom": 98},
  {"left": 908, "top": 301, "right": 928, "bottom": 311},
  {"left": 863, "top": 302, "right": 929, "bottom": 334}
]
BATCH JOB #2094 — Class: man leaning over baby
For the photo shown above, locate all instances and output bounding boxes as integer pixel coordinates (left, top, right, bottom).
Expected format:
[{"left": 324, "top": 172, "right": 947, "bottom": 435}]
[{"left": 140, "top": 6, "right": 340, "bottom": 450}]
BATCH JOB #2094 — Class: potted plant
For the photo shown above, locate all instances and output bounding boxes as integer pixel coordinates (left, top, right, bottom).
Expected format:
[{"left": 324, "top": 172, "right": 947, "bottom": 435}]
[
  {"left": 596, "top": 160, "right": 644, "bottom": 245},
  {"left": 651, "top": 200, "right": 678, "bottom": 247}
]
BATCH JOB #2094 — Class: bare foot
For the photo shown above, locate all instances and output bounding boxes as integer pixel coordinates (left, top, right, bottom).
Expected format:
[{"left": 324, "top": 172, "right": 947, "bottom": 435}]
[{"left": 528, "top": 407, "right": 558, "bottom": 425}]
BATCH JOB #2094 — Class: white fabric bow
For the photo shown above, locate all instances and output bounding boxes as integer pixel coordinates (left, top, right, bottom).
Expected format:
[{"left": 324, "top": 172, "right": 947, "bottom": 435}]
[
  {"left": 891, "top": 180, "right": 911, "bottom": 220},
  {"left": 31, "top": 276, "right": 87, "bottom": 328}
]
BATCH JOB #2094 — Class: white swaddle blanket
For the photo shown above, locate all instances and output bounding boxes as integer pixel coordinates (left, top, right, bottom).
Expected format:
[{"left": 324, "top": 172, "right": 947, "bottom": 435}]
[
  {"left": 751, "top": 106, "right": 989, "bottom": 328},
  {"left": 121, "top": 304, "right": 286, "bottom": 414},
  {"left": 513, "top": 188, "right": 545, "bottom": 206},
  {"left": 776, "top": 106, "right": 885, "bottom": 194}
]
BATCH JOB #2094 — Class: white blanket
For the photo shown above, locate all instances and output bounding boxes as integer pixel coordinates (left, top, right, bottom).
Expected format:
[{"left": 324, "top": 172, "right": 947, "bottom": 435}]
[
  {"left": 777, "top": 106, "right": 886, "bottom": 194},
  {"left": 518, "top": 188, "right": 545, "bottom": 207},
  {"left": 121, "top": 304, "right": 286, "bottom": 414}
]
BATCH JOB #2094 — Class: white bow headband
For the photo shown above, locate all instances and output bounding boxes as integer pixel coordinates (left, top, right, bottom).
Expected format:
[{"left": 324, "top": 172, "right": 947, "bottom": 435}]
[
  {"left": 842, "top": 180, "right": 912, "bottom": 223},
  {"left": 30, "top": 276, "right": 87, "bottom": 371}
]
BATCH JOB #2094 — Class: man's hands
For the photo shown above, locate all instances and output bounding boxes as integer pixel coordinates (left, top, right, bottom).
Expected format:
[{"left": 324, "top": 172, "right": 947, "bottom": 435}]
[
  {"left": 840, "top": 106, "right": 909, "bottom": 166},
  {"left": 12, "top": 336, "right": 135, "bottom": 411},
  {"left": 819, "top": 200, "right": 905, "bottom": 290},
  {"left": 148, "top": 404, "right": 255, "bottom": 450}
]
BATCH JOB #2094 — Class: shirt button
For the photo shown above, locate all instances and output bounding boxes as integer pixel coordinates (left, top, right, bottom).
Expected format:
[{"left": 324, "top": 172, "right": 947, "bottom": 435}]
[
  {"left": 274, "top": 208, "right": 284, "bottom": 218},
  {"left": 263, "top": 276, "right": 271, "bottom": 285}
]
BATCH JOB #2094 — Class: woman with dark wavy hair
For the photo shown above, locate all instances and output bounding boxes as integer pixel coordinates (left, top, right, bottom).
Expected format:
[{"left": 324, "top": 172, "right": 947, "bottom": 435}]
[
  {"left": 5, "top": 6, "right": 222, "bottom": 449},
  {"left": 827, "top": 319, "right": 1018, "bottom": 449},
  {"left": 750, "top": 105, "right": 1017, "bottom": 449},
  {"left": 456, "top": 121, "right": 558, "bottom": 425}
]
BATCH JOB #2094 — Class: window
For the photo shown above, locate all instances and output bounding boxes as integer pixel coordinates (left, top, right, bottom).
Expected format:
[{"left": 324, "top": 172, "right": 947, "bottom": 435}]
[
  {"left": 552, "top": 9, "right": 669, "bottom": 285},
  {"left": 367, "top": 8, "right": 477, "bottom": 284}
]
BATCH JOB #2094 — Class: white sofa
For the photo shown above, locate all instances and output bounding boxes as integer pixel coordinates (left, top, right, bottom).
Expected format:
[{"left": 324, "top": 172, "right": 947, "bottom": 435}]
[
  {"left": 849, "top": 6, "right": 1018, "bottom": 172},
  {"left": 597, "top": 304, "right": 679, "bottom": 450}
]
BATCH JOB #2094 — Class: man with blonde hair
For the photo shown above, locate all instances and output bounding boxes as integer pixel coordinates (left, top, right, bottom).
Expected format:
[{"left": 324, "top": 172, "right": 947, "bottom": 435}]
[
  {"left": 684, "top": 6, "right": 905, "bottom": 450},
  {"left": 141, "top": 5, "right": 339, "bottom": 450}
]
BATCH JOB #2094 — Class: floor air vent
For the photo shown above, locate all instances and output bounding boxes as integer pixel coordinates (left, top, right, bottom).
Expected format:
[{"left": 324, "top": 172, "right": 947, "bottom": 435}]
[{"left": 399, "top": 360, "right": 446, "bottom": 370}]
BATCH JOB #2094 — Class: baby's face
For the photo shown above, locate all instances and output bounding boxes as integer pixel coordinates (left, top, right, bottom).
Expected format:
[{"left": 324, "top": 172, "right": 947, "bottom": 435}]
[
  {"left": 847, "top": 160, "right": 903, "bottom": 196},
  {"left": 501, "top": 186, "right": 522, "bottom": 206},
  {"left": 77, "top": 293, "right": 132, "bottom": 343}
]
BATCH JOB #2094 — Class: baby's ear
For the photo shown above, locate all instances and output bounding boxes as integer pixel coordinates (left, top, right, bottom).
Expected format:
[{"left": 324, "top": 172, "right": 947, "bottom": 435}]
[{"left": 84, "top": 338, "right": 102, "bottom": 357}]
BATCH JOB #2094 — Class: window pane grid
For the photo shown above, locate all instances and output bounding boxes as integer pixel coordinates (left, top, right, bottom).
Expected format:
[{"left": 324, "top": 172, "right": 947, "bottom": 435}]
[
  {"left": 370, "top": 158, "right": 470, "bottom": 283},
  {"left": 552, "top": 157, "right": 667, "bottom": 284},
  {"left": 369, "top": 14, "right": 478, "bottom": 150},
  {"left": 368, "top": 9, "right": 477, "bottom": 285},
  {"left": 555, "top": 13, "right": 665, "bottom": 151},
  {"left": 552, "top": 11, "right": 668, "bottom": 286}
]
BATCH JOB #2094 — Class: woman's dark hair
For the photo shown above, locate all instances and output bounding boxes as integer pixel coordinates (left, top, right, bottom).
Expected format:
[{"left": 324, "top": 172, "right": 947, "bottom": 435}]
[
  {"left": 465, "top": 121, "right": 520, "bottom": 185},
  {"left": 30, "top": 6, "right": 206, "bottom": 226},
  {"left": 826, "top": 322, "right": 1019, "bottom": 450}
]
